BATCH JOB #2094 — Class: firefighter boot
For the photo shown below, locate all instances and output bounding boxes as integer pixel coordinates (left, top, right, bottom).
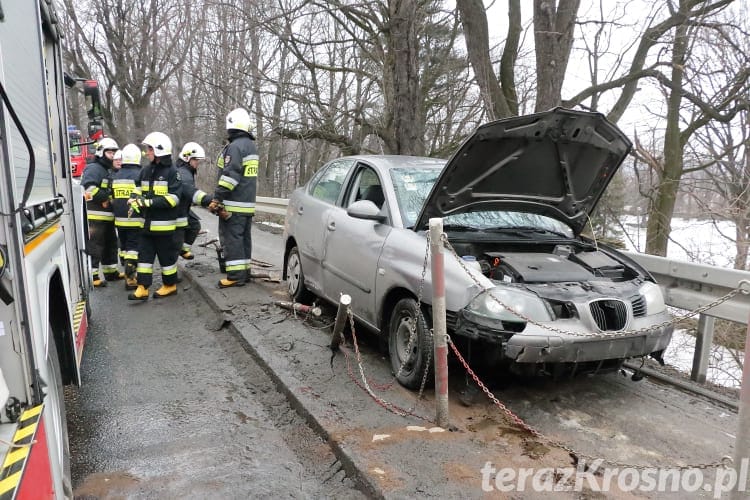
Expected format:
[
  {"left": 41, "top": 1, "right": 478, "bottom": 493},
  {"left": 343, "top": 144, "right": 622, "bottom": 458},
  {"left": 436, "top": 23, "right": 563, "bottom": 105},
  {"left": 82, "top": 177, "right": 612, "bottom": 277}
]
[
  {"left": 124, "top": 277, "right": 138, "bottom": 290},
  {"left": 218, "top": 278, "right": 245, "bottom": 289},
  {"left": 92, "top": 274, "right": 107, "bottom": 288},
  {"left": 128, "top": 285, "right": 149, "bottom": 301},
  {"left": 153, "top": 284, "right": 178, "bottom": 298},
  {"left": 180, "top": 249, "right": 194, "bottom": 260}
]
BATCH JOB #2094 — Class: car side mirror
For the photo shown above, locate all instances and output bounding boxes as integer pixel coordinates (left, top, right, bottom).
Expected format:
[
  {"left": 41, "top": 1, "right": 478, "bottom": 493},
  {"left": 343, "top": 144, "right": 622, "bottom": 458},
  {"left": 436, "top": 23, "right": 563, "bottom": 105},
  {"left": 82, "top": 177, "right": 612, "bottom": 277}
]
[{"left": 347, "top": 200, "right": 386, "bottom": 222}]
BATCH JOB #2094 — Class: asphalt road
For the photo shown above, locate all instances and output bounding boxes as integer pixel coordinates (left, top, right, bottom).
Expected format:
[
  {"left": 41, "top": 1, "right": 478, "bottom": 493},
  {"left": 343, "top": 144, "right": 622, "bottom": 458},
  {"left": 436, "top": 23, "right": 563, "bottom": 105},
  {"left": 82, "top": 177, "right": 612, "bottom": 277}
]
[{"left": 65, "top": 268, "right": 365, "bottom": 498}]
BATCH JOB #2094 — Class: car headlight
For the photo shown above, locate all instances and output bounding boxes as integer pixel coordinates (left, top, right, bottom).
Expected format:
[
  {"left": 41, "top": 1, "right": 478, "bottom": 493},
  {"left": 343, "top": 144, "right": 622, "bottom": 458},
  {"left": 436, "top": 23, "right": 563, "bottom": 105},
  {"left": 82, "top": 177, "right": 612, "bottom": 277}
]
[
  {"left": 463, "top": 287, "right": 552, "bottom": 328},
  {"left": 639, "top": 281, "right": 666, "bottom": 315}
]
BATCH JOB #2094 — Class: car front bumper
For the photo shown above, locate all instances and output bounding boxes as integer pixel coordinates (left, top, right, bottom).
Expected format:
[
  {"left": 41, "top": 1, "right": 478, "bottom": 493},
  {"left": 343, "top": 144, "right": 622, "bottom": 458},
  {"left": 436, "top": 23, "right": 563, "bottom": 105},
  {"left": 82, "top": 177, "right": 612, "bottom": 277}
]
[{"left": 454, "top": 311, "right": 674, "bottom": 364}]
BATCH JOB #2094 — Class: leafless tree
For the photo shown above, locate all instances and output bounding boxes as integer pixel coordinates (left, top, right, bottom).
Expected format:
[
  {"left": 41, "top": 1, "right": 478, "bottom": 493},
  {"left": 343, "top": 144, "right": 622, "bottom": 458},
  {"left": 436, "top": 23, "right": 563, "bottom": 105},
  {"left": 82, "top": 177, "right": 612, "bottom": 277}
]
[{"left": 60, "top": 0, "right": 194, "bottom": 142}]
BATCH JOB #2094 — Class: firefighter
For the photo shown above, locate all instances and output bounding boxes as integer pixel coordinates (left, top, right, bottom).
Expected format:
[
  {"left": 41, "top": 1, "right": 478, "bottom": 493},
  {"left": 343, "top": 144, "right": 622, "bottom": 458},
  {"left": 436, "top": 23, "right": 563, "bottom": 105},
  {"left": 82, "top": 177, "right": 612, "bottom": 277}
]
[
  {"left": 208, "top": 108, "right": 258, "bottom": 288},
  {"left": 111, "top": 144, "right": 143, "bottom": 290},
  {"left": 175, "top": 142, "right": 212, "bottom": 260},
  {"left": 81, "top": 137, "right": 120, "bottom": 286},
  {"left": 113, "top": 149, "right": 123, "bottom": 170},
  {"left": 127, "top": 132, "right": 183, "bottom": 300}
]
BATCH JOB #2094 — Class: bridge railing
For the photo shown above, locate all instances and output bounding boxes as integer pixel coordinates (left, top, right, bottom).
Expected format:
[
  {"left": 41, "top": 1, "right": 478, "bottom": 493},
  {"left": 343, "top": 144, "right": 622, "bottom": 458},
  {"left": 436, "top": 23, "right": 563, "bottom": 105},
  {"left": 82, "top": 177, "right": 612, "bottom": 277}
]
[{"left": 257, "top": 196, "right": 747, "bottom": 387}]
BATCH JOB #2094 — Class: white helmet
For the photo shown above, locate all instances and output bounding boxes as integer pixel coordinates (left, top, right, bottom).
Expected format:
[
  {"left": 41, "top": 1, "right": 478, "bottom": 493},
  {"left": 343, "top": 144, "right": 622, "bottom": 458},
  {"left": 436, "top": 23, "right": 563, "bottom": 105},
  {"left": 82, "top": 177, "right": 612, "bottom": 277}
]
[
  {"left": 142, "top": 131, "right": 172, "bottom": 157},
  {"left": 95, "top": 137, "right": 119, "bottom": 157},
  {"left": 121, "top": 144, "right": 142, "bottom": 165},
  {"left": 225, "top": 108, "right": 252, "bottom": 133},
  {"left": 180, "top": 142, "right": 206, "bottom": 162},
  {"left": 113, "top": 150, "right": 122, "bottom": 161}
]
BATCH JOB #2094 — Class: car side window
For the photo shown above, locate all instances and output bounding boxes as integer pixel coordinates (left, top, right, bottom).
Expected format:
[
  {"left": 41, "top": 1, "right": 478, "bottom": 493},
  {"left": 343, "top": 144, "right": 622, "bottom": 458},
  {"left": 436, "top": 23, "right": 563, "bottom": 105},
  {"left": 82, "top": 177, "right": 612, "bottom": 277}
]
[
  {"left": 350, "top": 167, "right": 385, "bottom": 210},
  {"left": 309, "top": 160, "right": 354, "bottom": 204}
]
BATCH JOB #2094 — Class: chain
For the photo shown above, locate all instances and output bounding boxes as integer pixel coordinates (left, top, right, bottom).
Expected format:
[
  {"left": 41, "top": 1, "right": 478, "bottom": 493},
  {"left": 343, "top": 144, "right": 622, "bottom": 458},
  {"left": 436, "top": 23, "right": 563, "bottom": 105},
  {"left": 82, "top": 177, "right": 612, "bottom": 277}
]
[
  {"left": 447, "top": 335, "right": 732, "bottom": 471},
  {"left": 441, "top": 234, "right": 749, "bottom": 340},
  {"left": 369, "top": 231, "right": 433, "bottom": 393},
  {"left": 342, "top": 307, "right": 431, "bottom": 422}
]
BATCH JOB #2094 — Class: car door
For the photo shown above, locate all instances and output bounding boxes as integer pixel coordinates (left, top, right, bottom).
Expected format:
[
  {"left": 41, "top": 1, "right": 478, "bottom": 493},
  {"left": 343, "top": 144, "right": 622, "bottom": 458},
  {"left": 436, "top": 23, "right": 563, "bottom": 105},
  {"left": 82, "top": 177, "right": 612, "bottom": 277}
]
[
  {"left": 290, "top": 158, "right": 355, "bottom": 296},
  {"left": 322, "top": 163, "right": 391, "bottom": 327}
]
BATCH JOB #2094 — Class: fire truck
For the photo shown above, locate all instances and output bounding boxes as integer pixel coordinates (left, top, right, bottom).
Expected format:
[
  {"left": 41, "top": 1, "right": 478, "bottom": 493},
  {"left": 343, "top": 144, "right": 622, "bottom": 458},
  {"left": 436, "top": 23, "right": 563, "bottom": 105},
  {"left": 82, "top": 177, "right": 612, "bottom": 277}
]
[
  {"left": 0, "top": 1, "right": 92, "bottom": 497},
  {"left": 65, "top": 79, "right": 104, "bottom": 178}
]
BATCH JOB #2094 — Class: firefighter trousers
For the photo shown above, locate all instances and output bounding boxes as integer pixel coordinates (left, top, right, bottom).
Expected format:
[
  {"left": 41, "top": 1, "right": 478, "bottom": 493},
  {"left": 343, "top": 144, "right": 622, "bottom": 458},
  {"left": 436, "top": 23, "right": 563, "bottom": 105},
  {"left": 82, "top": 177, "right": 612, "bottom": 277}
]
[
  {"left": 218, "top": 214, "right": 252, "bottom": 282},
  {"left": 117, "top": 226, "right": 141, "bottom": 277},
  {"left": 174, "top": 212, "right": 201, "bottom": 254},
  {"left": 136, "top": 232, "right": 179, "bottom": 288},
  {"left": 88, "top": 220, "right": 119, "bottom": 280}
]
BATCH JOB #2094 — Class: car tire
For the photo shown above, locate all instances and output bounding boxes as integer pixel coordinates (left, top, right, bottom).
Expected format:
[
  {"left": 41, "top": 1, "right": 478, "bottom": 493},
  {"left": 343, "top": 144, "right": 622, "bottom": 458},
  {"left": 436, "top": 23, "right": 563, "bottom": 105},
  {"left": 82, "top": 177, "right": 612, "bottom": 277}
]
[
  {"left": 388, "top": 298, "right": 434, "bottom": 390},
  {"left": 286, "top": 245, "right": 313, "bottom": 303}
]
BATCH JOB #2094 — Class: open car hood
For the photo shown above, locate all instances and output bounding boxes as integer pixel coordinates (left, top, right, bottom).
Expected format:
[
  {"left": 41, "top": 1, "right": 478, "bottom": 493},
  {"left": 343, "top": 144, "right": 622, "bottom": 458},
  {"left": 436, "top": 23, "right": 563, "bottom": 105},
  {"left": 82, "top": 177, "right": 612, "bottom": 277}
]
[{"left": 414, "top": 108, "right": 632, "bottom": 235}]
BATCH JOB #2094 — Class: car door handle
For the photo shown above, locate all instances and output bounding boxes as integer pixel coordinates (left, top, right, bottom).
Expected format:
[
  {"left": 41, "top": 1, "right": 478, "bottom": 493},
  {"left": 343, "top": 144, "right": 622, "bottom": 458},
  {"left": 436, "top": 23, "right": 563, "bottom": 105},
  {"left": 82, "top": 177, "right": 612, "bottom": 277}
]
[{"left": 327, "top": 221, "right": 336, "bottom": 231}]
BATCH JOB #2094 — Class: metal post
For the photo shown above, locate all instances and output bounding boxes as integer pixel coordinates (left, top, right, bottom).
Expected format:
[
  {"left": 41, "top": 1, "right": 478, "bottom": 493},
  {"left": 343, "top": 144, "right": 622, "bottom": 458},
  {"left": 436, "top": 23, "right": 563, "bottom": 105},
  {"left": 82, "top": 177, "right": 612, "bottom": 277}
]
[
  {"left": 430, "top": 218, "right": 449, "bottom": 428},
  {"left": 330, "top": 294, "right": 351, "bottom": 350},
  {"left": 691, "top": 314, "right": 715, "bottom": 383},
  {"left": 731, "top": 317, "right": 750, "bottom": 499}
]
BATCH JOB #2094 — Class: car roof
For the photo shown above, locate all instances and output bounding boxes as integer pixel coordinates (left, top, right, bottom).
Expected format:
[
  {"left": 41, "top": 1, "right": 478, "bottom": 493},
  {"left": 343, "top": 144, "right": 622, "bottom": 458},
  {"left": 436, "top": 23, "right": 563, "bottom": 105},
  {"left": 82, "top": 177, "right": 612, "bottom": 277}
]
[{"left": 344, "top": 155, "right": 445, "bottom": 176}]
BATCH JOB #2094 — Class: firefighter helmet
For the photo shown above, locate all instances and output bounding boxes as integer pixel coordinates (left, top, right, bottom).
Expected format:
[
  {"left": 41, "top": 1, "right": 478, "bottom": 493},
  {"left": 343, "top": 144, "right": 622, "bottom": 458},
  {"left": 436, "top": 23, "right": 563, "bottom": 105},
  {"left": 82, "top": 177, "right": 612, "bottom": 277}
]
[
  {"left": 142, "top": 132, "right": 172, "bottom": 157},
  {"left": 113, "top": 149, "right": 122, "bottom": 161},
  {"left": 225, "top": 108, "right": 253, "bottom": 133},
  {"left": 95, "top": 137, "right": 119, "bottom": 157},
  {"left": 121, "top": 144, "right": 142, "bottom": 165},
  {"left": 180, "top": 142, "right": 205, "bottom": 162}
]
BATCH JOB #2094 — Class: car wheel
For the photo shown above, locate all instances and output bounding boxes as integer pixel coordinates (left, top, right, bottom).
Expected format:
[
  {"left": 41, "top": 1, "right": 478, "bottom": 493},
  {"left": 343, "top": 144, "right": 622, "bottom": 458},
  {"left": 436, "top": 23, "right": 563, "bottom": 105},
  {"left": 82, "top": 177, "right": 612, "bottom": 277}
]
[
  {"left": 388, "top": 298, "right": 434, "bottom": 390},
  {"left": 286, "top": 245, "right": 313, "bottom": 303}
]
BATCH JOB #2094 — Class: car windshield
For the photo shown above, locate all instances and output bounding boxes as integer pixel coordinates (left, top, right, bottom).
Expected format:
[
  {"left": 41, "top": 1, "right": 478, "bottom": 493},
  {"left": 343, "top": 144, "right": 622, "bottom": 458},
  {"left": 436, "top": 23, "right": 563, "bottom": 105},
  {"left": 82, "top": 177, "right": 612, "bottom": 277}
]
[{"left": 390, "top": 167, "right": 573, "bottom": 237}]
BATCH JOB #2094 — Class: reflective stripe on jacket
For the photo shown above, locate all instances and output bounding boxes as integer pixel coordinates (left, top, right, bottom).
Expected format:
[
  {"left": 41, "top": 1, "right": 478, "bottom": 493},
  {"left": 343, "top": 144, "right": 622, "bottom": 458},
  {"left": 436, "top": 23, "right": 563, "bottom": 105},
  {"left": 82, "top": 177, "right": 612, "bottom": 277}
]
[
  {"left": 81, "top": 159, "right": 114, "bottom": 221},
  {"left": 134, "top": 158, "right": 183, "bottom": 233},
  {"left": 213, "top": 135, "right": 257, "bottom": 215}
]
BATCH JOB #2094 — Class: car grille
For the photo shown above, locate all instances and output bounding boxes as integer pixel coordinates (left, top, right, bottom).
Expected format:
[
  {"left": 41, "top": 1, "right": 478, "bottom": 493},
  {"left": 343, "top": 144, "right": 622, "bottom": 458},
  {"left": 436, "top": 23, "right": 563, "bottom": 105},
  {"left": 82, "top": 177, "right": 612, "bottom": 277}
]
[
  {"left": 589, "top": 299, "right": 628, "bottom": 331},
  {"left": 445, "top": 310, "right": 458, "bottom": 331},
  {"left": 630, "top": 295, "right": 646, "bottom": 317}
]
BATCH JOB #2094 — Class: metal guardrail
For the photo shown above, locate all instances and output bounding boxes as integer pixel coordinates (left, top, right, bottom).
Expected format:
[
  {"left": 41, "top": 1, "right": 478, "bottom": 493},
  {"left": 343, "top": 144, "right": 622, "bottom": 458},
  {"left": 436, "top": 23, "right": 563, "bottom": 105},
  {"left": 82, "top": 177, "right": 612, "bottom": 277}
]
[
  {"left": 256, "top": 197, "right": 746, "bottom": 386},
  {"left": 624, "top": 251, "right": 750, "bottom": 385},
  {"left": 256, "top": 196, "right": 289, "bottom": 216}
]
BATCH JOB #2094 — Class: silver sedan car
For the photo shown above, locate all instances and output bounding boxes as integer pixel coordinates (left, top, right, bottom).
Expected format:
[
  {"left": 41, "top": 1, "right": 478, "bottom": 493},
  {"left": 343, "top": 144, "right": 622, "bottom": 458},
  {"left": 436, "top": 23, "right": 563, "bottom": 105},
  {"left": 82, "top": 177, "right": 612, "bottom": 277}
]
[{"left": 283, "top": 108, "right": 673, "bottom": 389}]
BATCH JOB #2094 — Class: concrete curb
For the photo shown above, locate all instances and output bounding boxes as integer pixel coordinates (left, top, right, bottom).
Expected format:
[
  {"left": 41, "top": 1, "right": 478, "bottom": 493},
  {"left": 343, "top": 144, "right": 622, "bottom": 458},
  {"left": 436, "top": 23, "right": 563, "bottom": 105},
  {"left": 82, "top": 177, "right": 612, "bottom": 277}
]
[{"left": 181, "top": 268, "right": 384, "bottom": 499}]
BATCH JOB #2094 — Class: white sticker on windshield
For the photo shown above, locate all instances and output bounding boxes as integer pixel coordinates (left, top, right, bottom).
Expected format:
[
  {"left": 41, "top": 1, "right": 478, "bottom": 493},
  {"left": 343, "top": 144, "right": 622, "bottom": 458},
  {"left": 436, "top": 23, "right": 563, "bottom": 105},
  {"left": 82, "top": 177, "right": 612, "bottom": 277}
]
[
  {"left": 0, "top": 322, "right": 5, "bottom": 337},
  {"left": 404, "top": 183, "right": 417, "bottom": 191}
]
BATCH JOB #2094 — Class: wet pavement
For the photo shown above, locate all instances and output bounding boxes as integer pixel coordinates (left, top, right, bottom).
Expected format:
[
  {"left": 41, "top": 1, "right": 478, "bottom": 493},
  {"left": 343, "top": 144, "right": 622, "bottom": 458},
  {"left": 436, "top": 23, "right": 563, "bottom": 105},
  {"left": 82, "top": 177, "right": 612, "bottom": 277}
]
[
  {"left": 66, "top": 210, "right": 743, "bottom": 499},
  {"left": 65, "top": 268, "right": 365, "bottom": 498}
]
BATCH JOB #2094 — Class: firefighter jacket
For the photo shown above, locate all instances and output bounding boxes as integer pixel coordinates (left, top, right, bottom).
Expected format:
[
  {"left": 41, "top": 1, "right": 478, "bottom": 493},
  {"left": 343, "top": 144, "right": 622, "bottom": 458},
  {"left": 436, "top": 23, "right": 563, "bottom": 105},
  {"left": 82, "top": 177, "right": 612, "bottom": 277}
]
[
  {"left": 213, "top": 132, "right": 257, "bottom": 216},
  {"left": 132, "top": 156, "right": 183, "bottom": 234},
  {"left": 112, "top": 164, "right": 143, "bottom": 229},
  {"left": 176, "top": 159, "right": 210, "bottom": 228},
  {"left": 81, "top": 157, "right": 114, "bottom": 222}
]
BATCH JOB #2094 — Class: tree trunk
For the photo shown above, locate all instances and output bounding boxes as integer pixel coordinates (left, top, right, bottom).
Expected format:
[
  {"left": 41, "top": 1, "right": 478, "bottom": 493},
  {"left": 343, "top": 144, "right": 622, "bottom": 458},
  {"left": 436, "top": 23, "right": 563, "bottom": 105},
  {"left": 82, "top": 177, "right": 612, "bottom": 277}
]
[
  {"left": 533, "top": 0, "right": 581, "bottom": 112},
  {"left": 385, "top": 0, "right": 424, "bottom": 155},
  {"left": 455, "top": 0, "right": 515, "bottom": 119},
  {"left": 645, "top": 7, "right": 689, "bottom": 257}
]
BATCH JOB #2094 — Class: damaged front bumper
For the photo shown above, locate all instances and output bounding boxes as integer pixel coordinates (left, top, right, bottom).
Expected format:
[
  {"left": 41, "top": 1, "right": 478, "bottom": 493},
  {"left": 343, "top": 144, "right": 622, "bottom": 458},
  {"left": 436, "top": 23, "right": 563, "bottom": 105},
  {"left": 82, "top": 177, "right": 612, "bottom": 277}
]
[{"left": 453, "top": 311, "right": 674, "bottom": 364}]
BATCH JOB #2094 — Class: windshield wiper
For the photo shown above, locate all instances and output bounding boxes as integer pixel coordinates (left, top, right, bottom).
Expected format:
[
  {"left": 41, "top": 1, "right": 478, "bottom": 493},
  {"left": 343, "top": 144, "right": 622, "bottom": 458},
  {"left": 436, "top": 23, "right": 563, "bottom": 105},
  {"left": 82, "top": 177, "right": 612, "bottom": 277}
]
[
  {"left": 485, "top": 226, "right": 571, "bottom": 238},
  {"left": 442, "top": 224, "right": 480, "bottom": 232}
]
